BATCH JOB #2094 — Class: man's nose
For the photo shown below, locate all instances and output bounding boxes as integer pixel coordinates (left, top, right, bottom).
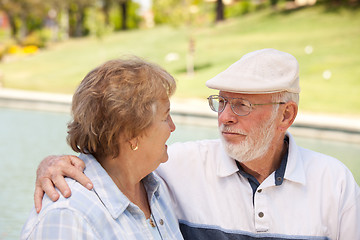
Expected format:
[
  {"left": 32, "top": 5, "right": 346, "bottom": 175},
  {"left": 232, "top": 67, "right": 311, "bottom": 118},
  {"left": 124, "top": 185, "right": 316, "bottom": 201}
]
[{"left": 218, "top": 102, "right": 238, "bottom": 125}]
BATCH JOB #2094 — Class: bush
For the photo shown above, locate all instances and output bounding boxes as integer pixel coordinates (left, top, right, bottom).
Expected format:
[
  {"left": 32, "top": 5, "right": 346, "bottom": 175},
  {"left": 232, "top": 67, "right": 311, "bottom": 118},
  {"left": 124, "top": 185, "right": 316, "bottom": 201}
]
[
  {"left": 0, "top": 45, "right": 7, "bottom": 60},
  {"left": 7, "top": 45, "right": 22, "bottom": 54},
  {"left": 20, "top": 29, "right": 51, "bottom": 48},
  {"left": 227, "top": 0, "right": 255, "bottom": 17}
]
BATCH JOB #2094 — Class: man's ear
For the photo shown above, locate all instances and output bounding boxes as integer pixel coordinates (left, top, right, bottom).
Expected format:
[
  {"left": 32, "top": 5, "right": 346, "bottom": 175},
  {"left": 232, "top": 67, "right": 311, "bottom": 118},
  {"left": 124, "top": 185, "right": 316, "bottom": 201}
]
[{"left": 278, "top": 101, "right": 298, "bottom": 133}]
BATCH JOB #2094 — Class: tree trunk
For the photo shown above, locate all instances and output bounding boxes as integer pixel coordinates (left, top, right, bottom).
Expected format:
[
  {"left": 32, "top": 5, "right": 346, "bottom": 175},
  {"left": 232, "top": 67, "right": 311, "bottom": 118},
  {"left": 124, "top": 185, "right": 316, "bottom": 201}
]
[
  {"left": 120, "top": 1, "right": 128, "bottom": 30},
  {"left": 7, "top": 13, "right": 19, "bottom": 40},
  {"left": 186, "top": 36, "right": 195, "bottom": 77},
  {"left": 18, "top": 14, "right": 27, "bottom": 40},
  {"left": 75, "top": 9, "right": 86, "bottom": 37},
  {"left": 102, "top": 0, "right": 111, "bottom": 25},
  {"left": 215, "top": 0, "right": 224, "bottom": 22}
]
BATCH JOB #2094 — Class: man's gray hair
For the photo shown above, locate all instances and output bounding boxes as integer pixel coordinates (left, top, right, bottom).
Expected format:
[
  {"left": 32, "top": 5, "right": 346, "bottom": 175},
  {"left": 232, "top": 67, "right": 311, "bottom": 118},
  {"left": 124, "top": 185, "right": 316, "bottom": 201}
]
[{"left": 272, "top": 91, "right": 299, "bottom": 112}]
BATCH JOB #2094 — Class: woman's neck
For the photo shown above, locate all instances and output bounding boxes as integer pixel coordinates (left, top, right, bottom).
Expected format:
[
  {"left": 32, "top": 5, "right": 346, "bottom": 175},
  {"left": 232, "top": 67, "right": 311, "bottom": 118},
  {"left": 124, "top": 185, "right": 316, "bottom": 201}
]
[{"left": 99, "top": 155, "right": 151, "bottom": 219}]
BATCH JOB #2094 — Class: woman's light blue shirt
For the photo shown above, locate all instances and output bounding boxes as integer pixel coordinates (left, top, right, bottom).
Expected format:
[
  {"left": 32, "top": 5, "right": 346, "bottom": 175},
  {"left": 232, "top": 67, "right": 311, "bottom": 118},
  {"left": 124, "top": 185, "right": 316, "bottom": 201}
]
[{"left": 21, "top": 153, "right": 183, "bottom": 240}]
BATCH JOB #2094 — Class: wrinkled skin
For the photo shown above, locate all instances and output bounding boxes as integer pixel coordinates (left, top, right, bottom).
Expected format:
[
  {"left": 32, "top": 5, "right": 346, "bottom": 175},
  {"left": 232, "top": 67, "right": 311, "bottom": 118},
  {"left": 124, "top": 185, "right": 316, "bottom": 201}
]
[{"left": 34, "top": 155, "right": 92, "bottom": 213}]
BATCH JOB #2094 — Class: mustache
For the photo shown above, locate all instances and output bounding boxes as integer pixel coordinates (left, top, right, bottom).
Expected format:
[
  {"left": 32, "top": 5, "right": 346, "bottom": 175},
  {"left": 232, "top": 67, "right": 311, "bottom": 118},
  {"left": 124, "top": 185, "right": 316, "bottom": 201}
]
[{"left": 219, "top": 124, "right": 247, "bottom": 135}]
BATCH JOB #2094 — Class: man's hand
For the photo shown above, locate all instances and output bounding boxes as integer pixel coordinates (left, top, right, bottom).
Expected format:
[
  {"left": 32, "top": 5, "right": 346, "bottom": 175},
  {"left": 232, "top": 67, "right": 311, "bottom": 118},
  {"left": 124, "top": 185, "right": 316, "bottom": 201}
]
[{"left": 34, "top": 155, "right": 93, "bottom": 213}]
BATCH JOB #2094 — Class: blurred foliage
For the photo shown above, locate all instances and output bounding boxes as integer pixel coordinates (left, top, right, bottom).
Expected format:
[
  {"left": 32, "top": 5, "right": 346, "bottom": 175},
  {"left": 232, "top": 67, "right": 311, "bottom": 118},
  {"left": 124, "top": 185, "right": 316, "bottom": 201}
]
[
  {"left": 0, "top": 0, "right": 358, "bottom": 47},
  {"left": 1, "top": 5, "right": 359, "bottom": 116},
  {"left": 0, "top": 0, "right": 140, "bottom": 46},
  {"left": 153, "top": 0, "right": 212, "bottom": 27},
  {"left": 109, "top": 1, "right": 141, "bottom": 30},
  {"left": 20, "top": 29, "right": 52, "bottom": 48},
  {"left": 0, "top": 0, "right": 358, "bottom": 64},
  {"left": 226, "top": 0, "right": 257, "bottom": 17}
]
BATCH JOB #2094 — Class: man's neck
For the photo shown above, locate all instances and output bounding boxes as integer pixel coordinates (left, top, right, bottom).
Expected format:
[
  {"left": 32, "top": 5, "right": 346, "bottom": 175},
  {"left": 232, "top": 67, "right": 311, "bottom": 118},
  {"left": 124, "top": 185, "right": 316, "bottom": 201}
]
[{"left": 240, "top": 139, "right": 288, "bottom": 184}]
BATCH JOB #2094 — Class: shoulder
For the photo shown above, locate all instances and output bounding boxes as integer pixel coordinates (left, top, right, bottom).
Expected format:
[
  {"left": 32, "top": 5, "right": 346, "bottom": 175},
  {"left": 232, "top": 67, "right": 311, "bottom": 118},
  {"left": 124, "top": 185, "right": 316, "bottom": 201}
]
[
  {"left": 168, "top": 139, "right": 222, "bottom": 159},
  {"left": 297, "top": 145, "right": 352, "bottom": 176},
  {"left": 287, "top": 133, "right": 352, "bottom": 176},
  {"left": 160, "top": 139, "right": 222, "bottom": 171},
  {"left": 290, "top": 137, "right": 359, "bottom": 199},
  {"left": 169, "top": 138, "right": 221, "bottom": 150},
  {"left": 21, "top": 179, "right": 102, "bottom": 239}
]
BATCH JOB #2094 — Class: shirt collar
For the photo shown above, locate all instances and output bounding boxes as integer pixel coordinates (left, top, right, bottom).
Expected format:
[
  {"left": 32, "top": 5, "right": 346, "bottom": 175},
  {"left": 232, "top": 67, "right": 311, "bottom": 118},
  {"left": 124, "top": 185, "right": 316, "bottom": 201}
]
[
  {"left": 143, "top": 172, "right": 161, "bottom": 201},
  {"left": 216, "top": 140, "right": 239, "bottom": 177},
  {"left": 236, "top": 137, "right": 288, "bottom": 191},
  {"left": 215, "top": 132, "right": 306, "bottom": 186},
  {"left": 284, "top": 132, "right": 306, "bottom": 185},
  {"left": 80, "top": 153, "right": 161, "bottom": 219}
]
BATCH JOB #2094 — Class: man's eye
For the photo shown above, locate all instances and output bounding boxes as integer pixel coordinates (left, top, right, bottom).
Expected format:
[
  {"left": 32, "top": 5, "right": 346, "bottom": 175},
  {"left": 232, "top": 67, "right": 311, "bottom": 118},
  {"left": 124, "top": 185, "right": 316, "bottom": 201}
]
[{"left": 235, "top": 101, "right": 249, "bottom": 109}]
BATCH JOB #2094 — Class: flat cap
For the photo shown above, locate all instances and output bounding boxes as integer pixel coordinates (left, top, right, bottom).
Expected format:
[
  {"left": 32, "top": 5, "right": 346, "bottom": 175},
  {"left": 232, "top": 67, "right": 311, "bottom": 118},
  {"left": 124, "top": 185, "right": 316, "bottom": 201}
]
[{"left": 206, "top": 48, "right": 300, "bottom": 94}]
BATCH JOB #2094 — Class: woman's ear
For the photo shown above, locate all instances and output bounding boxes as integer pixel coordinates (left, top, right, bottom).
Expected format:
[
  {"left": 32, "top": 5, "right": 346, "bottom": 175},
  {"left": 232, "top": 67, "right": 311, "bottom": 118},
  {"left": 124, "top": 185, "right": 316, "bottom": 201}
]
[
  {"left": 278, "top": 101, "right": 298, "bottom": 132},
  {"left": 128, "top": 138, "right": 139, "bottom": 151}
]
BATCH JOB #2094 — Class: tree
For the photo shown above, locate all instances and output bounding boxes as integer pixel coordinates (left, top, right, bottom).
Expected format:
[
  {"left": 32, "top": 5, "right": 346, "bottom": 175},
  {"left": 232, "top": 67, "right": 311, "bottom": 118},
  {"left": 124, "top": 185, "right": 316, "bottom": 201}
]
[
  {"left": 215, "top": 0, "right": 224, "bottom": 22},
  {"left": 153, "top": 0, "right": 207, "bottom": 77},
  {"left": 102, "top": 0, "right": 112, "bottom": 25},
  {"left": 67, "top": 0, "right": 96, "bottom": 37},
  {"left": 0, "top": 0, "right": 51, "bottom": 41},
  {"left": 119, "top": 0, "right": 128, "bottom": 30},
  {"left": 100, "top": 0, "right": 133, "bottom": 30}
]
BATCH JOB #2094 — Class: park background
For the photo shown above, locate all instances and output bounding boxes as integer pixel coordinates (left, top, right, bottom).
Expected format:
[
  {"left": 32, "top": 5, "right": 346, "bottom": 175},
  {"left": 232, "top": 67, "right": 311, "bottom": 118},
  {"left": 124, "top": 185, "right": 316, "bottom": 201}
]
[{"left": 0, "top": 0, "right": 360, "bottom": 239}]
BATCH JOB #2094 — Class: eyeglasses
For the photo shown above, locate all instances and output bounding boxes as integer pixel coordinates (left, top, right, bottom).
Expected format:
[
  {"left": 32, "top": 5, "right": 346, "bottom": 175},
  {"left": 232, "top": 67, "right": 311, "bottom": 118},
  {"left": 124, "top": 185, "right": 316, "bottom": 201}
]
[{"left": 207, "top": 95, "right": 285, "bottom": 116}]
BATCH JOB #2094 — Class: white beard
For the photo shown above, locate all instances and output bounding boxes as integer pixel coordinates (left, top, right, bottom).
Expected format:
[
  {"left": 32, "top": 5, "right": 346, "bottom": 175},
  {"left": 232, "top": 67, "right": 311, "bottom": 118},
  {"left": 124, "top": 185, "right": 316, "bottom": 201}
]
[{"left": 220, "top": 112, "right": 278, "bottom": 163}]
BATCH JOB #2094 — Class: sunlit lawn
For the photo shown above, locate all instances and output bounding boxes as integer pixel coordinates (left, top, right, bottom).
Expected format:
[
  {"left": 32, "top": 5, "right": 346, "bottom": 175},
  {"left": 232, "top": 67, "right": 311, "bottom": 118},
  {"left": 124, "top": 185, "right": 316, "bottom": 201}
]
[{"left": 1, "top": 5, "right": 359, "bottom": 116}]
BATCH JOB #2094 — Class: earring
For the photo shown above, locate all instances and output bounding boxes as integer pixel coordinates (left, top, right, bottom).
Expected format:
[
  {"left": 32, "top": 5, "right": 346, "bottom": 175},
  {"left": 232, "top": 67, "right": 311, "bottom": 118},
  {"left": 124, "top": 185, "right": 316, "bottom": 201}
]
[{"left": 130, "top": 142, "right": 138, "bottom": 151}]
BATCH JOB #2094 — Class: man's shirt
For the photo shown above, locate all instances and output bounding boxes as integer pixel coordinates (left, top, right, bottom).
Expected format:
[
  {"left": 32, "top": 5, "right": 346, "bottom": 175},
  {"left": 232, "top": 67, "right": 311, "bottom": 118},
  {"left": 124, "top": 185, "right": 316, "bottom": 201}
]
[
  {"left": 21, "top": 153, "right": 183, "bottom": 240},
  {"left": 157, "top": 132, "right": 360, "bottom": 240}
]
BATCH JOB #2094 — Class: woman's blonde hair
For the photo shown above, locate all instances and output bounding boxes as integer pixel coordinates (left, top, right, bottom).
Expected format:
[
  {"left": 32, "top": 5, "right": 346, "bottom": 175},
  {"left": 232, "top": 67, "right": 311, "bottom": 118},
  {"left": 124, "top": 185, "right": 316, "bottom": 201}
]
[{"left": 67, "top": 57, "right": 176, "bottom": 159}]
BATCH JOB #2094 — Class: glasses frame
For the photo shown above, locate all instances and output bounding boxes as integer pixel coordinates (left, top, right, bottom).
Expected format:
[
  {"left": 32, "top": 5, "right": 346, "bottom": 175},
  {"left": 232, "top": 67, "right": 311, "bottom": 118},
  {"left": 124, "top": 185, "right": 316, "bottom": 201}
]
[{"left": 207, "top": 95, "right": 286, "bottom": 116}]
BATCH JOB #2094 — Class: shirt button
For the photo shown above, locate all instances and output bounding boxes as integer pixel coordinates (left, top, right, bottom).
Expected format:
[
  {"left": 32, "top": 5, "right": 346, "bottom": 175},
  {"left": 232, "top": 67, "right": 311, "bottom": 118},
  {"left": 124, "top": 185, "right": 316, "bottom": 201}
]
[
  {"left": 277, "top": 177, "right": 282, "bottom": 182},
  {"left": 159, "top": 219, "right": 164, "bottom": 225},
  {"left": 257, "top": 189, "right": 262, "bottom": 193},
  {"left": 258, "top": 212, "right": 264, "bottom": 218}
]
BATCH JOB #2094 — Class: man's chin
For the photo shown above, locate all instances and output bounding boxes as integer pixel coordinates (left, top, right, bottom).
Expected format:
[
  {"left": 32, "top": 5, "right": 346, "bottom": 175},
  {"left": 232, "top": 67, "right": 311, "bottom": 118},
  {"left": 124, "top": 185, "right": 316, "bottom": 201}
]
[
  {"left": 222, "top": 136, "right": 246, "bottom": 146},
  {"left": 222, "top": 133, "right": 246, "bottom": 143}
]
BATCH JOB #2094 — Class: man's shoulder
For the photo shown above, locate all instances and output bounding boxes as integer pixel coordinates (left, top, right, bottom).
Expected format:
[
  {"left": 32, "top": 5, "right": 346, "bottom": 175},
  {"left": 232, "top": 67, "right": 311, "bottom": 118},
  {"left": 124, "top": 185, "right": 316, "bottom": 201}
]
[
  {"left": 293, "top": 142, "right": 357, "bottom": 186},
  {"left": 158, "top": 139, "right": 225, "bottom": 179},
  {"left": 297, "top": 145, "right": 346, "bottom": 169},
  {"left": 288, "top": 133, "right": 346, "bottom": 169},
  {"left": 168, "top": 139, "right": 221, "bottom": 153}
]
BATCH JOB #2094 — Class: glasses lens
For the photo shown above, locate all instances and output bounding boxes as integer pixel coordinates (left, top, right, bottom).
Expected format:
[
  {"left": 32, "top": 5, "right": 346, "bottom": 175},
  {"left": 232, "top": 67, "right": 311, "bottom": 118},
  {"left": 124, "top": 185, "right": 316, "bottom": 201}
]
[
  {"left": 232, "top": 99, "right": 251, "bottom": 116},
  {"left": 208, "top": 96, "right": 225, "bottom": 112}
]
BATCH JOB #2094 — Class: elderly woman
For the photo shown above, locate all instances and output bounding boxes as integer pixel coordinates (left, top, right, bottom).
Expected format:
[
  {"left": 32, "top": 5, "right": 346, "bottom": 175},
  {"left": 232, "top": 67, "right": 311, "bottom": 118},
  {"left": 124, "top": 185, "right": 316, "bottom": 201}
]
[{"left": 21, "top": 57, "right": 183, "bottom": 239}]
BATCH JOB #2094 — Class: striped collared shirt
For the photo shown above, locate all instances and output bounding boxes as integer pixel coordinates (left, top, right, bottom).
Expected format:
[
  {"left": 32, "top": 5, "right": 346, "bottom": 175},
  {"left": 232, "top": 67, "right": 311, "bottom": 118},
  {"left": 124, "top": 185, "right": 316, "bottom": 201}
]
[{"left": 21, "top": 153, "right": 183, "bottom": 240}]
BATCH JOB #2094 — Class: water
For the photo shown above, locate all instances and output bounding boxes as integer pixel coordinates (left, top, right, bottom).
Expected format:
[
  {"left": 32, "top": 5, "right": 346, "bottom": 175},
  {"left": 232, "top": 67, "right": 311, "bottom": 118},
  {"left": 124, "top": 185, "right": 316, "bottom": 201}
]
[{"left": 1, "top": 108, "right": 359, "bottom": 240}]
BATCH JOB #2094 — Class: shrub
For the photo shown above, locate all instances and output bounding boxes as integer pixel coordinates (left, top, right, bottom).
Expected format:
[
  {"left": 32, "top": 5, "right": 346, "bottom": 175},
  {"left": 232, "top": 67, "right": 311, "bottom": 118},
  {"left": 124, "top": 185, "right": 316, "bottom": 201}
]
[{"left": 20, "top": 29, "right": 51, "bottom": 48}]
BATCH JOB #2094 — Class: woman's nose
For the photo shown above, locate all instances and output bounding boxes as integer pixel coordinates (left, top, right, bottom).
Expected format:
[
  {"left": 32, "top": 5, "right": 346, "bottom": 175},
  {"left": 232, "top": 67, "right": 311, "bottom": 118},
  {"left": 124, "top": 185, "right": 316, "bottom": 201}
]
[{"left": 168, "top": 115, "right": 176, "bottom": 132}]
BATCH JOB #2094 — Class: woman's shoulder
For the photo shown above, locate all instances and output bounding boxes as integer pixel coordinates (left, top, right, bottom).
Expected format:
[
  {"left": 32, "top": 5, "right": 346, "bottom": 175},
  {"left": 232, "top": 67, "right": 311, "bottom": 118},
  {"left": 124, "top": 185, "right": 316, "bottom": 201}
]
[{"left": 40, "top": 178, "right": 99, "bottom": 215}]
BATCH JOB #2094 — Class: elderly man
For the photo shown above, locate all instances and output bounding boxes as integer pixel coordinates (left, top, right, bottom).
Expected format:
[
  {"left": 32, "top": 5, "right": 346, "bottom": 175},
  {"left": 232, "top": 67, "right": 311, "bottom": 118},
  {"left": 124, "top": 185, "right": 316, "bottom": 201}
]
[{"left": 34, "top": 49, "right": 360, "bottom": 239}]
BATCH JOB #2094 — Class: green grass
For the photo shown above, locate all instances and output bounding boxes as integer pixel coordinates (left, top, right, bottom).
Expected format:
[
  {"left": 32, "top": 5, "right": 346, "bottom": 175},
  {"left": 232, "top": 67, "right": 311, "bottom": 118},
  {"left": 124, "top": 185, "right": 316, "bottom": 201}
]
[{"left": 1, "top": 5, "right": 360, "bottom": 116}]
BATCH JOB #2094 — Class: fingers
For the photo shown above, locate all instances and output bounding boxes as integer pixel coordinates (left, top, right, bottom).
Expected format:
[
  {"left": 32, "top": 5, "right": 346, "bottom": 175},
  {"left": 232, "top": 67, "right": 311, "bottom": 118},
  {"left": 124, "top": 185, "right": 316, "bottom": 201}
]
[
  {"left": 63, "top": 155, "right": 93, "bottom": 190},
  {"left": 52, "top": 175, "right": 71, "bottom": 198},
  {"left": 34, "top": 154, "right": 94, "bottom": 213},
  {"left": 34, "top": 177, "right": 60, "bottom": 213},
  {"left": 68, "top": 155, "right": 86, "bottom": 172},
  {"left": 34, "top": 185, "right": 44, "bottom": 213}
]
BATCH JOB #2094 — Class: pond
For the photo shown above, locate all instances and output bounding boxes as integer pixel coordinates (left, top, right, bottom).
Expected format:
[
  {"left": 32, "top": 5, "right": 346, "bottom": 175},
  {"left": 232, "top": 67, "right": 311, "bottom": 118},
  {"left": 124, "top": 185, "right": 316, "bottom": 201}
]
[{"left": 1, "top": 107, "right": 359, "bottom": 240}]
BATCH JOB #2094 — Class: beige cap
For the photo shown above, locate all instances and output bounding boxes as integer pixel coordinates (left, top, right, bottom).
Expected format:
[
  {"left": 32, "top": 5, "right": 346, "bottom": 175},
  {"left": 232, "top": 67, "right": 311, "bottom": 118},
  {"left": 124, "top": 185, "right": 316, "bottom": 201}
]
[{"left": 206, "top": 48, "right": 300, "bottom": 94}]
